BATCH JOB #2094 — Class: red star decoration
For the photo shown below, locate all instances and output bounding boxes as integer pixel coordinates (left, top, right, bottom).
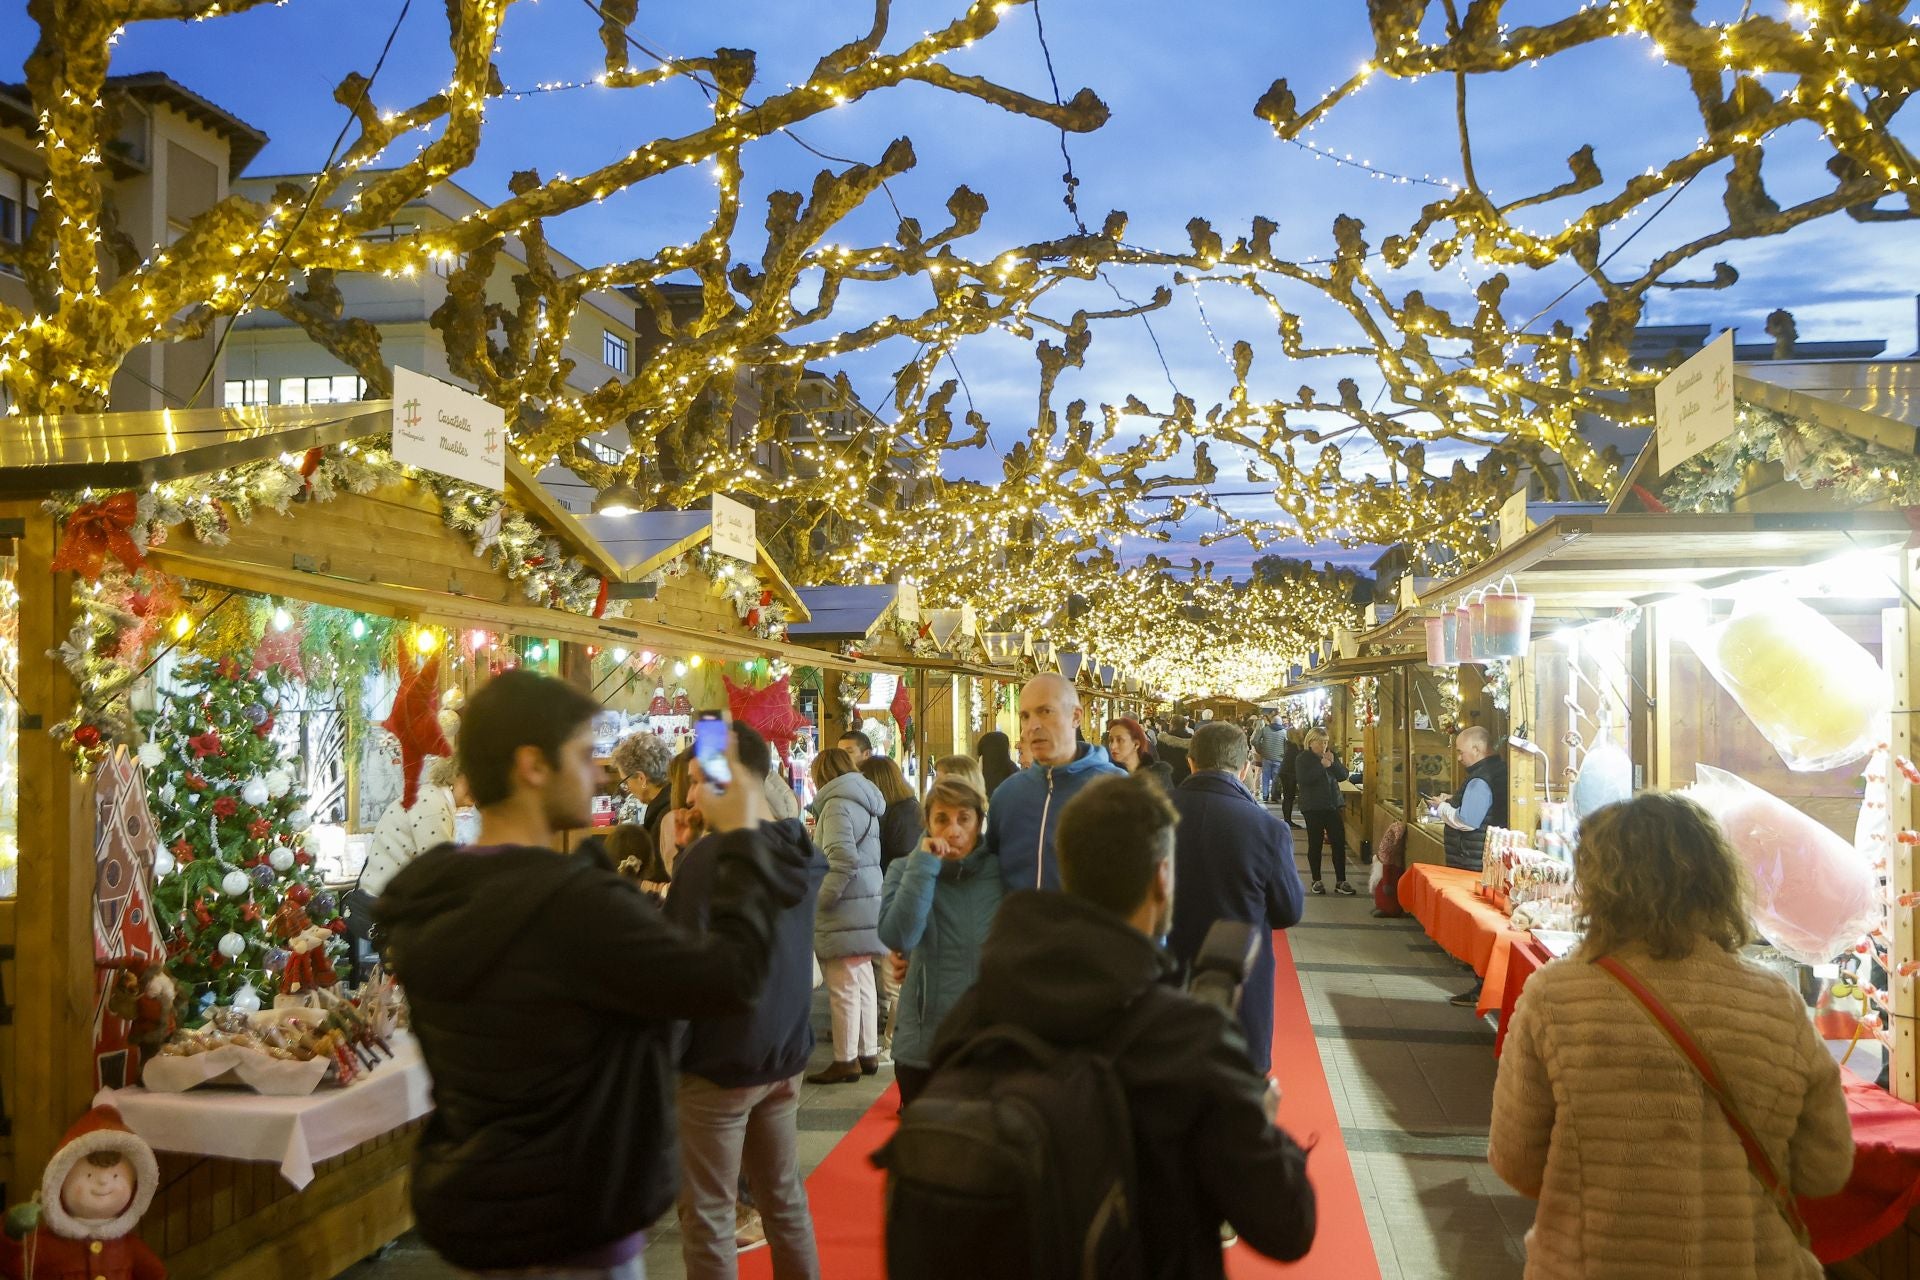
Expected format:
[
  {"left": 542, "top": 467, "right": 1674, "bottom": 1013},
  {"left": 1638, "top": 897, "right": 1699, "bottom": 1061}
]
[
  {"left": 381, "top": 653, "right": 452, "bottom": 809},
  {"left": 723, "top": 674, "right": 811, "bottom": 745}
]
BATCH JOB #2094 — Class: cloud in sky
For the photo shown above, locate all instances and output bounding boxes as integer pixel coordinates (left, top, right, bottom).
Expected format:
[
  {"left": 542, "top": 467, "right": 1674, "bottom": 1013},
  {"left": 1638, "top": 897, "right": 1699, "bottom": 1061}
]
[{"left": 10, "top": 0, "right": 1919, "bottom": 578}]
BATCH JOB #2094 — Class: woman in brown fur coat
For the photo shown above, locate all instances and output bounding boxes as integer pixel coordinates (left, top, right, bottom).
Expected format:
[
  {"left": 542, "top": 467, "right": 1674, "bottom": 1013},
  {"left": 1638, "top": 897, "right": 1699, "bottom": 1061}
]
[{"left": 1490, "top": 792, "right": 1853, "bottom": 1278}]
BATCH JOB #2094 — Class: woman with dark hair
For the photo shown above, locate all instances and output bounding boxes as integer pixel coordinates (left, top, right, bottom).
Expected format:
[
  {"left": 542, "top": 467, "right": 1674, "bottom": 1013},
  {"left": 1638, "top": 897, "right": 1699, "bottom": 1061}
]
[
  {"left": 1104, "top": 716, "right": 1174, "bottom": 790},
  {"left": 859, "top": 754, "right": 924, "bottom": 874},
  {"left": 1491, "top": 793, "right": 1852, "bottom": 1278},
  {"left": 974, "top": 730, "right": 1017, "bottom": 798}
]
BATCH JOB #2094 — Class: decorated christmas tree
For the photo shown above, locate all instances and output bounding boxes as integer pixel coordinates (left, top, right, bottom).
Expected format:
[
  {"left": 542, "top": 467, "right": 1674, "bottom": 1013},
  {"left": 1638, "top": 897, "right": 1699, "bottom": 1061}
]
[{"left": 139, "top": 657, "right": 346, "bottom": 1014}]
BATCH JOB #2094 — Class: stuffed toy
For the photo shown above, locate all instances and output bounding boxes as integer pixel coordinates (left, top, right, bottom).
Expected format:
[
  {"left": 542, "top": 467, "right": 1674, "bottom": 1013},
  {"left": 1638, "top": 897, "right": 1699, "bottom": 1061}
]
[
  {"left": 0, "top": 1104, "right": 164, "bottom": 1279},
  {"left": 100, "top": 960, "right": 178, "bottom": 1086}
]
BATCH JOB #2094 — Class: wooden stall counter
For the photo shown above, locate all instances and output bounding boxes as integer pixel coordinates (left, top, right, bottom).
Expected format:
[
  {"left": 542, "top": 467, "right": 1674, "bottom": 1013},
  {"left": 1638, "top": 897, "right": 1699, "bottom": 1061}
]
[
  {"left": 96, "top": 1038, "right": 432, "bottom": 1279},
  {"left": 1395, "top": 863, "right": 1529, "bottom": 1018}
]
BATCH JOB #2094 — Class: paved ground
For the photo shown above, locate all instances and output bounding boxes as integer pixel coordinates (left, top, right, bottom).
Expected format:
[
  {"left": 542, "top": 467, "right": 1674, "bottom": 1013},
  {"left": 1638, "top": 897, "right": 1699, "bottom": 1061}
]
[{"left": 341, "top": 810, "right": 1532, "bottom": 1278}]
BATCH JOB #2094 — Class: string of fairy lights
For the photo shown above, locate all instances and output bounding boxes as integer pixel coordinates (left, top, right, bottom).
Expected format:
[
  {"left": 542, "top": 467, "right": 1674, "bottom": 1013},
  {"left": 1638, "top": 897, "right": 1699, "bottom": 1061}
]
[{"left": 7, "top": 1, "right": 1920, "bottom": 692}]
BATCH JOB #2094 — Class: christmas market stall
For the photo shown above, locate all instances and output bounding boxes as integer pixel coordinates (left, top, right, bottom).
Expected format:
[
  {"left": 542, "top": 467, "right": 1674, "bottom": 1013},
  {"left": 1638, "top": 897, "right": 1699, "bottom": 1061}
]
[
  {"left": 571, "top": 505, "right": 876, "bottom": 807},
  {"left": 981, "top": 630, "right": 1036, "bottom": 737},
  {"left": 787, "top": 584, "right": 928, "bottom": 780},
  {"left": 0, "top": 396, "right": 725, "bottom": 1280},
  {"left": 1396, "top": 488, "right": 1920, "bottom": 1269},
  {"left": 916, "top": 607, "right": 1014, "bottom": 769}
]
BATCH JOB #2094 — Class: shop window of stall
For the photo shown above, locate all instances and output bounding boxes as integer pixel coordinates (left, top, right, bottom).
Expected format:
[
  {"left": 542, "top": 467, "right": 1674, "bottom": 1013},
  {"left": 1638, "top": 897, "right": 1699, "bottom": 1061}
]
[
  {"left": 1408, "top": 665, "right": 1454, "bottom": 805},
  {"left": 1381, "top": 668, "right": 1408, "bottom": 816}
]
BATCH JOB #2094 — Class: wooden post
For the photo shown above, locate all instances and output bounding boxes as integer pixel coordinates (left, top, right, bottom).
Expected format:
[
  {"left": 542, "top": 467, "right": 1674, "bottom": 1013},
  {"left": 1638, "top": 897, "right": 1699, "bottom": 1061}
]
[
  {"left": 12, "top": 505, "right": 93, "bottom": 1183},
  {"left": 913, "top": 670, "right": 930, "bottom": 790},
  {"left": 1508, "top": 653, "right": 1538, "bottom": 834},
  {"left": 1886, "top": 550, "right": 1919, "bottom": 1102}
]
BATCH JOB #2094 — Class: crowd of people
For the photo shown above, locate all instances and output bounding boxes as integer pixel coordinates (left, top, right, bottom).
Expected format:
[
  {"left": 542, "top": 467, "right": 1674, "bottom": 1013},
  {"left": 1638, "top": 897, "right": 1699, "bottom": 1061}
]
[{"left": 360, "top": 668, "right": 1854, "bottom": 1280}]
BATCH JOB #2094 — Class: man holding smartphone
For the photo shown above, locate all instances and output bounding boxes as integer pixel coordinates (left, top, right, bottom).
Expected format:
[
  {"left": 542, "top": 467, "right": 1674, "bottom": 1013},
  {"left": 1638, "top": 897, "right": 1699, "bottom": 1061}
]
[{"left": 377, "top": 672, "right": 806, "bottom": 1278}]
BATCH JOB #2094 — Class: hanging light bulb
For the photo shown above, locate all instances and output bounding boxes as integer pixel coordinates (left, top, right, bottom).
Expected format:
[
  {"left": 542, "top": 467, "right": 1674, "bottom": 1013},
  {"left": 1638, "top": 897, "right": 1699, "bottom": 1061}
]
[
  {"left": 171, "top": 614, "right": 193, "bottom": 640},
  {"left": 689, "top": 655, "right": 703, "bottom": 668},
  {"left": 414, "top": 628, "right": 439, "bottom": 655},
  {"left": 271, "top": 607, "right": 293, "bottom": 632},
  {"left": 350, "top": 617, "right": 368, "bottom": 640},
  {"left": 612, "top": 647, "right": 630, "bottom": 663},
  {"left": 527, "top": 641, "right": 546, "bottom": 662},
  {"left": 591, "top": 480, "right": 646, "bottom": 516}
]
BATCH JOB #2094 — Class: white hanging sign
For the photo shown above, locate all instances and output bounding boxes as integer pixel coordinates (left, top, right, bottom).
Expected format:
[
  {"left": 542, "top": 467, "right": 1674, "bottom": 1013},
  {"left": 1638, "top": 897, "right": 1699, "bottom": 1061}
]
[
  {"left": 709, "top": 493, "right": 757, "bottom": 562},
  {"left": 1655, "top": 331, "right": 1736, "bottom": 474},
  {"left": 391, "top": 366, "right": 505, "bottom": 491}
]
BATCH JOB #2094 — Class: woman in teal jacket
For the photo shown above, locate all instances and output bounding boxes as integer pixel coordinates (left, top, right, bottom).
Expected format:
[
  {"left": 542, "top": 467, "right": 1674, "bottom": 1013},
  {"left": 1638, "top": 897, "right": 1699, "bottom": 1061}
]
[{"left": 878, "top": 775, "right": 1001, "bottom": 1106}]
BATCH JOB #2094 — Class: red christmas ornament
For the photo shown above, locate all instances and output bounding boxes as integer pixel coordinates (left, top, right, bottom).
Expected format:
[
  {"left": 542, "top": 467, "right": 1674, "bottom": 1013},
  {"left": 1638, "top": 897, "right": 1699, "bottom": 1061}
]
[
  {"left": 328, "top": 918, "right": 348, "bottom": 935},
  {"left": 241, "top": 903, "right": 260, "bottom": 923},
  {"left": 71, "top": 724, "right": 101, "bottom": 748},
  {"left": 381, "top": 653, "right": 452, "bottom": 809},
  {"left": 208, "top": 953, "right": 226, "bottom": 971},
  {"left": 212, "top": 796, "right": 239, "bottom": 819},
  {"left": 185, "top": 773, "right": 209, "bottom": 791},
  {"left": 286, "top": 883, "right": 312, "bottom": 906},
  {"left": 294, "top": 850, "right": 311, "bottom": 866},
  {"left": 254, "top": 714, "right": 275, "bottom": 738}
]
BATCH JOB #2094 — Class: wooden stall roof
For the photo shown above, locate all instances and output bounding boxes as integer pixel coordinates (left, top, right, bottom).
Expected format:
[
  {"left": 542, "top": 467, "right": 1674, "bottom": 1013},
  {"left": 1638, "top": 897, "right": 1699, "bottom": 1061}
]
[
  {"left": 576, "top": 509, "right": 809, "bottom": 621},
  {"left": 787, "top": 585, "right": 901, "bottom": 641},
  {"left": 1415, "top": 510, "right": 1914, "bottom": 610},
  {"left": 0, "top": 401, "right": 390, "bottom": 495}
]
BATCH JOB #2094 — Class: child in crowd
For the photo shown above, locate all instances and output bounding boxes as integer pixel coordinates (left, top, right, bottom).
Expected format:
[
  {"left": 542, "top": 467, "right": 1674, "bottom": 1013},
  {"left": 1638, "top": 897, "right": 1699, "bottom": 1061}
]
[{"left": 877, "top": 777, "right": 1001, "bottom": 1106}]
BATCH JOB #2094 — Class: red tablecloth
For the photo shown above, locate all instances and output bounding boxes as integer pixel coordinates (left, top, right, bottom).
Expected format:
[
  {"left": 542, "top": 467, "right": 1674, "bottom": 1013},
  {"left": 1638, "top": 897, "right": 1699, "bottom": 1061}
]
[
  {"left": 1479, "top": 918, "right": 1920, "bottom": 1263},
  {"left": 1396, "top": 863, "right": 1530, "bottom": 1016}
]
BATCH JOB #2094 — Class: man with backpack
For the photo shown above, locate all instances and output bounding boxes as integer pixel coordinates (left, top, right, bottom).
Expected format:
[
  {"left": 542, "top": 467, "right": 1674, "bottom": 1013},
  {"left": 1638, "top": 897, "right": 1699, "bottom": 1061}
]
[{"left": 878, "top": 774, "right": 1317, "bottom": 1277}]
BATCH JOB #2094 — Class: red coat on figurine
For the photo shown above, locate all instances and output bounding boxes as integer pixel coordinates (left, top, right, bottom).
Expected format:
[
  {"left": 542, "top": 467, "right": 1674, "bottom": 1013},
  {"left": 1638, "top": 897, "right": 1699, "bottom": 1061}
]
[{"left": 0, "top": 1105, "right": 164, "bottom": 1279}]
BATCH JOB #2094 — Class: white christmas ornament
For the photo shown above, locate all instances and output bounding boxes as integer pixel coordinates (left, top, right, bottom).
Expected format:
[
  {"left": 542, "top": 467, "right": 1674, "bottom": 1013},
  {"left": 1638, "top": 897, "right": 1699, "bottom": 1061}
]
[
  {"left": 217, "top": 932, "right": 246, "bottom": 959},
  {"left": 241, "top": 778, "right": 270, "bottom": 807},
  {"left": 231, "top": 981, "right": 263, "bottom": 1015},
  {"left": 152, "top": 845, "right": 176, "bottom": 878},
  {"left": 287, "top": 808, "right": 312, "bottom": 834},
  {"left": 269, "top": 846, "right": 295, "bottom": 872},
  {"left": 265, "top": 769, "right": 292, "bottom": 799},
  {"left": 221, "top": 870, "right": 251, "bottom": 897},
  {"left": 137, "top": 742, "right": 165, "bottom": 770},
  {"left": 158, "top": 782, "right": 176, "bottom": 804}
]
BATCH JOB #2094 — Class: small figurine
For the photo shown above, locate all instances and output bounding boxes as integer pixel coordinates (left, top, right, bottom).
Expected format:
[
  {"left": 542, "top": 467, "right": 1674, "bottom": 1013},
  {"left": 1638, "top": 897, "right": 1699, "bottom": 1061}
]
[
  {"left": 0, "top": 1104, "right": 164, "bottom": 1279},
  {"left": 281, "top": 925, "right": 338, "bottom": 995},
  {"left": 99, "top": 959, "right": 178, "bottom": 1085}
]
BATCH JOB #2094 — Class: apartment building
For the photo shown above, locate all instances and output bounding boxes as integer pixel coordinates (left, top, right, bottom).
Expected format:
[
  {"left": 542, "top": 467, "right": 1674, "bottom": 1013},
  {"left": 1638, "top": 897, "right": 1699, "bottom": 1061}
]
[
  {"left": 222, "top": 171, "right": 640, "bottom": 421},
  {"left": 0, "top": 73, "right": 267, "bottom": 411}
]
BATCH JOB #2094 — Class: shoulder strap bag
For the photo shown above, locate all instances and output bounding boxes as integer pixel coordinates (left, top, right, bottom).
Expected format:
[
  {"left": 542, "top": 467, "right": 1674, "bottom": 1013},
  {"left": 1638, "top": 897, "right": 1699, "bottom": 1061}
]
[{"left": 1594, "top": 954, "right": 1812, "bottom": 1248}]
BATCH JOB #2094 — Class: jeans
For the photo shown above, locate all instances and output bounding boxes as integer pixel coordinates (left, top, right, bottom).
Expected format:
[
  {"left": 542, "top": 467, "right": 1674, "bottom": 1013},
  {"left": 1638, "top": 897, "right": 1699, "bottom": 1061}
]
[
  {"left": 1304, "top": 807, "right": 1348, "bottom": 884},
  {"left": 459, "top": 1262, "right": 643, "bottom": 1280},
  {"left": 676, "top": 1073, "right": 820, "bottom": 1280},
  {"left": 1258, "top": 759, "right": 1283, "bottom": 803},
  {"left": 821, "top": 954, "right": 879, "bottom": 1061}
]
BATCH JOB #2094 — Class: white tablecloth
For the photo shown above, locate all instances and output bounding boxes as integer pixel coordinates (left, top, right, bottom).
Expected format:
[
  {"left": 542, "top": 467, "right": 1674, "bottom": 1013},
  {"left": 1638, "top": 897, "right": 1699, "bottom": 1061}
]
[{"left": 96, "top": 1033, "right": 433, "bottom": 1189}]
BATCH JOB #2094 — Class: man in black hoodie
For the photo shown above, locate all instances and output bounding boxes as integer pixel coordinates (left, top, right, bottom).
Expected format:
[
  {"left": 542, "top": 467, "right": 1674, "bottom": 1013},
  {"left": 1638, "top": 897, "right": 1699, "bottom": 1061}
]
[
  {"left": 930, "top": 774, "right": 1317, "bottom": 1276},
  {"left": 377, "top": 671, "right": 806, "bottom": 1276},
  {"left": 664, "top": 723, "right": 827, "bottom": 1280}
]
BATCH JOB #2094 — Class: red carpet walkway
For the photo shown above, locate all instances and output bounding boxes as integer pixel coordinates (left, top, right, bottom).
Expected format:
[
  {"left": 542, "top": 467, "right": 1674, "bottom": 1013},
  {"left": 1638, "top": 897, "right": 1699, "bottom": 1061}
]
[{"left": 743, "top": 930, "right": 1376, "bottom": 1278}]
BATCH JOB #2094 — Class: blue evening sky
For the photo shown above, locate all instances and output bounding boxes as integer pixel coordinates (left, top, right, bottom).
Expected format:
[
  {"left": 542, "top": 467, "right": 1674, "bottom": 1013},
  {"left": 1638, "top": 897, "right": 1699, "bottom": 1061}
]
[{"left": 8, "top": 0, "right": 1918, "bottom": 577}]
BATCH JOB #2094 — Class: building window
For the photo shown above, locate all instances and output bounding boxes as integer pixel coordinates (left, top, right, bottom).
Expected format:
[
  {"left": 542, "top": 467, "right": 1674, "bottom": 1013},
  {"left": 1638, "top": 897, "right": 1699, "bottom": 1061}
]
[
  {"left": 357, "top": 222, "right": 418, "bottom": 244},
  {"left": 279, "top": 375, "right": 365, "bottom": 406},
  {"left": 603, "top": 331, "right": 629, "bottom": 374},
  {"left": 222, "top": 379, "right": 269, "bottom": 407},
  {"left": 0, "top": 167, "right": 23, "bottom": 245},
  {"left": 431, "top": 250, "right": 469, "bottom": 279}
]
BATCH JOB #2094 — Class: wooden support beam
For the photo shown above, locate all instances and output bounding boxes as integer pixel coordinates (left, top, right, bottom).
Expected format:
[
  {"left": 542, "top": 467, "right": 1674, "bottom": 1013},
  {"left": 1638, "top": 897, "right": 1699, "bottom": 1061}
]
[{"left": 1887, "top": 558, "right": 1919, "bottom": 1103}]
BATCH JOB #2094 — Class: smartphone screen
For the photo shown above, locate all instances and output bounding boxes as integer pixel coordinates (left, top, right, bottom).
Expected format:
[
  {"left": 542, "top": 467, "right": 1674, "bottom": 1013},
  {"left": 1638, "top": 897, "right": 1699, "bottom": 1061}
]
[{"left": 693, "top": 712, "right": 732, "bottom": 790}]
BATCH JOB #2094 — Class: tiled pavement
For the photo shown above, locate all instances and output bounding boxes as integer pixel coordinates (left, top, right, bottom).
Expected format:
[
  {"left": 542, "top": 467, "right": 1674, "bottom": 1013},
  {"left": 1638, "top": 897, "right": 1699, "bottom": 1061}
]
[{"left": 343, "top": 811, "right": 1532, "bottom": 1278}]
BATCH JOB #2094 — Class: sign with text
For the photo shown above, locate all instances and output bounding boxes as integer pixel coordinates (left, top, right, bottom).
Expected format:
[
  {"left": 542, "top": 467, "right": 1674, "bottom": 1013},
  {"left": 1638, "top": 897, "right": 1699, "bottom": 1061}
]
[
  {"left": 710, "top": 493, "right": 757, "bottom": 562},
  {"left": 1498, "top": 490, "right": 1531, "bottom": 548},
  {"left": 392, "top": 367, "right": 505, "bottom": 491},
  {"left": 1655, "top": 331, "right": 1736, "bottom": 474}
]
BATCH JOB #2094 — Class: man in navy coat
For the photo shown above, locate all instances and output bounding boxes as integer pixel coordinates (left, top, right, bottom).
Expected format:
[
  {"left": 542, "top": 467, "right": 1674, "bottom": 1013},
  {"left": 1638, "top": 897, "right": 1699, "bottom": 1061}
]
[{"left": 1166, "top": 722, "right": 1305, "bottom": 1074}]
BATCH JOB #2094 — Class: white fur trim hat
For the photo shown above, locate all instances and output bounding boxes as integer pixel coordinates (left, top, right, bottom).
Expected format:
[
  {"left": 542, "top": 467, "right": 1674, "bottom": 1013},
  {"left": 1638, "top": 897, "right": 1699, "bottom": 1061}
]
[{"left": 38, "top": 1105, "right": 158, "bottom": 1240}]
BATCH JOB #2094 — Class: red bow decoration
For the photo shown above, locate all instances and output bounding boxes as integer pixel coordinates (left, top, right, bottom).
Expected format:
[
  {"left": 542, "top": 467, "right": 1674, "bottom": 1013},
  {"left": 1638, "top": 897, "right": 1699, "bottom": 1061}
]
[
  {"left": 593, "top": 577, "right": 610, "bottom": 619},
  {"left": 890, "top": 680, "right": 913, "bottom": 736},
  {"left": 50, "top": 492, "right": 146, "bottom": 581},
  {"left": 723, "top": 674, "right": 811, "bottom": 745},
  {"left": 382, "top": 653, "right": 452, "bottom": 809}
]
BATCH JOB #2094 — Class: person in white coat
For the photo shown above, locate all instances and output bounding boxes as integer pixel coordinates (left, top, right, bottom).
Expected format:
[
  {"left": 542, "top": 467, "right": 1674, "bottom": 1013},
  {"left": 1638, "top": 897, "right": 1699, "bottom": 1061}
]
[{"left": 361, "top": 756, "right": 467, "bottom": 898}]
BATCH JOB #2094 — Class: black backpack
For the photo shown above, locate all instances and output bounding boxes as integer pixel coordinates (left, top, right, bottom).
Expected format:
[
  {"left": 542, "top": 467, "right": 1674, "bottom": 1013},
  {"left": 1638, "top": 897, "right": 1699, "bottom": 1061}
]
[{"left": 875, "top": 1006, "right": 1154, "bottom": 1280}]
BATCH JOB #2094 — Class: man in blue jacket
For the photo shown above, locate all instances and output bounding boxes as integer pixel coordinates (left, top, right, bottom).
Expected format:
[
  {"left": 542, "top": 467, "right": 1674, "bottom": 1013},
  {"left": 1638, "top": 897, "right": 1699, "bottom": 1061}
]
[
  {"left": 666, "top": 723, "right": 828, "bottom": 1280},
  {"left": 983, "top": 673, "right": 1125, "bottom": 890},
  {"left": 1167, "top": 722, "right": 1306, "bottom": 1074}
]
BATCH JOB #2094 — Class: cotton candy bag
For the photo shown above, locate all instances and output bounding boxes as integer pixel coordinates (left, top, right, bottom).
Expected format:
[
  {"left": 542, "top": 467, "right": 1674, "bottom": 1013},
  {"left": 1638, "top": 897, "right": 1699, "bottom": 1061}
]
[
  {"left": 1687, "top": 763, "right": 1878, "bottom": 964},
  {"left": 1687, "top": 597, "right": 1887, "bottom": 772}
]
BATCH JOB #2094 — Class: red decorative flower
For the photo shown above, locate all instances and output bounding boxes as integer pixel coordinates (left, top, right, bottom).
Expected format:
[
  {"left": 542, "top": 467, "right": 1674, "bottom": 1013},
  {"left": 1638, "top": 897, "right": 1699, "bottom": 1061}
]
[
  {"left": 212, "top": 796, "right": 239, "bottom": 819},
  {"left": 217, "top": 658, "right": 241, "bottom": 680},
  {"left": 185, "top": 773, "right": 209, "bottom": 791},
  {"left": 247, "top": 818, "right": 273, "bottom": 839},
  {"left": 293, "top": 850, "right": 311, "bottom": 866},
  {"left": 241, "top": 903, "right": 260, "bottom": 923},
  {"left": 171, "top": 837, "right": 193, "bottom": 856},
  {"left": 188, "top": 731, "right": 223, "bottom": 758},
  {"left": 208, "top": 953, "right": 226, "bottom": 971},
  {"left": 254, "top": 715, "right": 275, "bottom": 738},
  {"left": 71, "top": 724, "right": 101, "bottom": 748}
]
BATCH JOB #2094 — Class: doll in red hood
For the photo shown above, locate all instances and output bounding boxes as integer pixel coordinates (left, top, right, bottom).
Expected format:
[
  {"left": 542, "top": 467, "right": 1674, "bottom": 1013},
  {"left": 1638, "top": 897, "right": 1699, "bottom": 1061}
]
[{"left": 0, "top": 1105, "right": 164, "bottom": 1279}]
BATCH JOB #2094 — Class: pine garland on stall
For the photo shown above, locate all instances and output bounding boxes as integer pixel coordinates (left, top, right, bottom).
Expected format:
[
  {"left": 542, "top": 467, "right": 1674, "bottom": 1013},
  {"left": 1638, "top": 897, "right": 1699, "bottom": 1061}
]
[
  {"left": 139, "top": 657, "right": 345, "bottom": 1014},
  {"left": 1662, "top": 403, "right": 1920, "bottom": 513}
]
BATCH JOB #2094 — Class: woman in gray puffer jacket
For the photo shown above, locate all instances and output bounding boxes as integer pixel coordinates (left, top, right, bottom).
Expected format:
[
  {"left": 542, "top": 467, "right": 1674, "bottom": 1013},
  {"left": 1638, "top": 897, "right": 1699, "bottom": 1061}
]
[{"left": 806, "top": 746, "right": 888, "bottom": 1084}]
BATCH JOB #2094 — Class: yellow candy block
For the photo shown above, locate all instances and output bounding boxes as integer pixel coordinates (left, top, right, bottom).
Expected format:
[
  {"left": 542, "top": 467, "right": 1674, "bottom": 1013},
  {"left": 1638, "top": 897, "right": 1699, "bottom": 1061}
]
[{"left": 1697, "top": 599, "right": 1887, "bottom": 772}]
